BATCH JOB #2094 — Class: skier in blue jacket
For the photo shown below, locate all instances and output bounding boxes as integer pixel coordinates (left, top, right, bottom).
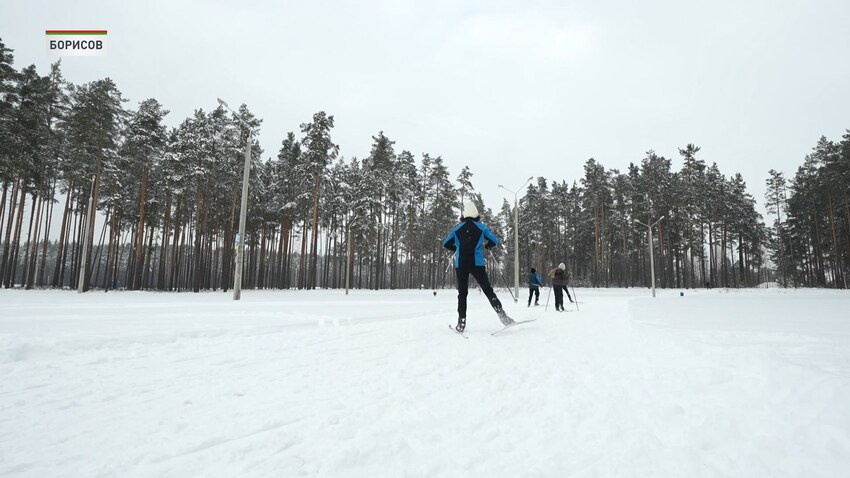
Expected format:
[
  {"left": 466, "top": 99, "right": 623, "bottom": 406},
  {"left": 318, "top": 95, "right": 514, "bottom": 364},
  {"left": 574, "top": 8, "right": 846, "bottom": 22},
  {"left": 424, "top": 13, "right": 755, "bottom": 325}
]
[
  {"left": 442, "top": 202, "right": 512, "bottom": 333},
  {"left": 527, "top": 268, "right": 542, "bottom": 307}
]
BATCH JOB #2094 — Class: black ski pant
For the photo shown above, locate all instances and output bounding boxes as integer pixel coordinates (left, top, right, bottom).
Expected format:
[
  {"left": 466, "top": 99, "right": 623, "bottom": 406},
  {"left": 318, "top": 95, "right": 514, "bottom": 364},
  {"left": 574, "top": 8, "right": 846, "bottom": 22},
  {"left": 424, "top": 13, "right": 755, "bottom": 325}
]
[
  {"left": 553, "top": 285, "right": 564, "bottom": 310},
  {"left": 553, "top": 285, "right": 572, "bottom": 310},
  {"left": 456, "top": 265, "right": 502, "bottom": 319},
  {"left": 528, "top": 287, "right": 540, "bottom": 305}
]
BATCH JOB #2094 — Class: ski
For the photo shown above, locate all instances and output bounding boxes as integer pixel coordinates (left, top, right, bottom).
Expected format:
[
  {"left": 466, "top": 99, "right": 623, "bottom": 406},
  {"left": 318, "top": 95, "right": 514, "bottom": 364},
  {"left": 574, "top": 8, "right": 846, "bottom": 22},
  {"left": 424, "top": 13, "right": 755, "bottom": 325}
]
[
  {"left": 448, "top": 324, "right": 468, "bottom": 339},
  {"left": 491, "top": 319, "right": 537, "bottom": 336}
]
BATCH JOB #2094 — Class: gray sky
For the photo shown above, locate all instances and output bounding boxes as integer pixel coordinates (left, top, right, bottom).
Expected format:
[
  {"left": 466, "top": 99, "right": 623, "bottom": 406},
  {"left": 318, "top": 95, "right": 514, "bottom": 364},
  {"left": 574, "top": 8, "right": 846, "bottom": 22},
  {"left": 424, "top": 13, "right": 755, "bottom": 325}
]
[{"left": 3, "top": 0, "right": 849, "bottom": 218}]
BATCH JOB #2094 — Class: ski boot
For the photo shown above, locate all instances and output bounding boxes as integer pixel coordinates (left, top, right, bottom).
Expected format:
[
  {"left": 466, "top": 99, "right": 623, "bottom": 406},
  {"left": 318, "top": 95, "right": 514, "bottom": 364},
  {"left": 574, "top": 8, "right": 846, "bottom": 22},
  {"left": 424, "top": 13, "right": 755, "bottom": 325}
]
[
  {"left": 494, "top": 306, "right": 514, "bottom": 326},
  {"left": 455, "top": 317, "right": 466, "bottom": 333}
]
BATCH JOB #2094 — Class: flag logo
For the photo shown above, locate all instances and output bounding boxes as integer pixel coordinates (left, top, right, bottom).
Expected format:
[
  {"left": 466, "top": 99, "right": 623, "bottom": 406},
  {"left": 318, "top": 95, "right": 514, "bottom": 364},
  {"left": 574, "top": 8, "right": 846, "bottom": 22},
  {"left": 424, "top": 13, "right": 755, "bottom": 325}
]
[{"left": 46, "top": 30, "right": 107, "bottom": 56}]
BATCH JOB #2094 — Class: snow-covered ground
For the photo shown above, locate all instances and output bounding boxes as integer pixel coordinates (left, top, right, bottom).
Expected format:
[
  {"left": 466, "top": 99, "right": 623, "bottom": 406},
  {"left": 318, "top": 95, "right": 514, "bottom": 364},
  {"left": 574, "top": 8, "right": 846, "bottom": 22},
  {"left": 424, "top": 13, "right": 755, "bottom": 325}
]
[{"left": 1, "top": 286, "right": 849, "bottom": 477}]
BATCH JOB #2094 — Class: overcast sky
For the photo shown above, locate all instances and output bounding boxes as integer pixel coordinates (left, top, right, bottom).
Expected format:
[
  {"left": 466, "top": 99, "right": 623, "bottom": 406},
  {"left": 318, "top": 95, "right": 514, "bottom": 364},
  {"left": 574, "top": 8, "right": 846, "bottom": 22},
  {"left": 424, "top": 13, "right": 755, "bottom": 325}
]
[{"left": 3, "top": 0, "right": 849, "bottom": 218}]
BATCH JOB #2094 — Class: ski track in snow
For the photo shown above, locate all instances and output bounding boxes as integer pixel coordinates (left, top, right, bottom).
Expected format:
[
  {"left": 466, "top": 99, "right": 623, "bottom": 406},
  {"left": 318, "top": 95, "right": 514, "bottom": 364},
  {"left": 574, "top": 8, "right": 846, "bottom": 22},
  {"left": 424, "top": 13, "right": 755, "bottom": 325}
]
[{"left": 1, "top": 288, "right": 849, "bottom": 477}]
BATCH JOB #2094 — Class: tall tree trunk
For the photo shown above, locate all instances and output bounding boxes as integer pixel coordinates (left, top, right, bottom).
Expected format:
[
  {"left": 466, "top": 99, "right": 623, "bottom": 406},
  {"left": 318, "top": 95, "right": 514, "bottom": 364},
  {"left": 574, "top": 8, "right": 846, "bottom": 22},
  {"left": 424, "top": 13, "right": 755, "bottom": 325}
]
[
  {"left": 278, "top": 219, "right": 289, "bottom": 289},
  {"left": 221, "top": 188, "right": 238, "bottom": 292},
  {"left": 5, "top": 186, "right": 27, "bottom": 288},
  {"left": 104, "top": 209, "right": 118, "bottom": 290},
  {"left": 60, "top": 196, "right": 77, "bottom": 287},
  {"left": 593, "top": 203, "right": 600, "bottom": 286},
  {"left": 1, "top": 180, "right": 20, "bottom": 287},
  {"left": 602, "top": 200, "right": 608, "bottom": 286},
  {"left": 728, "top": 228, "right": 736, "bottom": 287},
  {"left": 655, "top": 220, "right": 664, "bottom": 289},
  {"left": 284, "top": 221, "right": 293, "bottom": 289},
  {"left": 213, "top": 234, "right": 221, "bottom": 290},
  {"left": 24, "top": 193, "right": 43, "bottom": 289},
  {"left": 169, "top": 203, "right": 183, "bottom": 291},
  {"left": 299, "top": 219, "right": 309, "bottom": 289},
  {"left": 827, "top": 191, "right": 842, "bottom": 288},
  {"left": 192, "top": 179, "right": 203, "bottom": 293},
  {"left": 21, "top": 193, "right": 39, "bottom": 288},
  {"left": 83, "top": 144, "right": 104, "bottom": 292},
  {"left": 131, "top": 166, "right": 149, "bottom": 290},
  {"left": 158, "top": 194, "right": 172, "bottom": 290},
  {"left": 274, "top": 221, "right": 284, "bottom": 289},
  {"left": 309, "top": 172, "right": 321, "bottom": 289},
  {"left": 92, "top": 209, "right": 110, "bottom": 288},
  {"left": 707, "top": 221, "right": 715, "bottom": 287},
  {"left": 258, "top": 224, "right": 267, "bottom": 289},
  {"left": 51, "top": 180, "right": 73, "bottom": 287},
  {"left": 143, "top": 222, "right": 155, "bottom": 289},
  {"left": 813, "top": 208, "right": 825, "bottom": 286},
  {"left": 38, "top": 179, "right": 57, "bottom": 287},
  {"left": 845, "top": 190, "right": 850, "bottom": 288},
  {"left": 0, "top": 182, "right": 8, "bottom": 245},
  {"left": 70, "top": 206, "right": 84, "bottom": 289},
  {"left": 391, "top": 207, "right": 399, "bottom": 289},
  {"left": 720, "top": 223, "right": 728, "bottom": 287},
  {"left": 200, "top": 189, "right": 211, "bottom": 290},
  {"left": 331, "top": 229, "right": 338, "bottom": 288},
  {"left": 699, "top": 222, "right": 706, "bottom": 286},
  {"left": 738, "top": 233, "right": 746, "bottom": 286}
]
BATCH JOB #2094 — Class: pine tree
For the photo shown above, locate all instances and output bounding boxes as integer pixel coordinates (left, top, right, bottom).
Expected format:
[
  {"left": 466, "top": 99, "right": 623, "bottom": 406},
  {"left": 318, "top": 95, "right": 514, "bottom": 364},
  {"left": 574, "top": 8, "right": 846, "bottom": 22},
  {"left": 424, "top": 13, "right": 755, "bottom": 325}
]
[
  {"left": 456, "top": 165, "right": 474, "bottom": 210},
  {"left": 63, "top": 78, "right": 127, "bottom": 290},
  {"left": 677, "top": 144, "right": 706, "bottom": 288},
  {"left": 4, "top": 65, "right": 50, "bottom": 287},
  {"left": 36, "top": 61, "right": 70, "bottom": 287},
  {"left": 271, "top": 131, "right": 302, "bottom": 289},
  {"left": 765, "top": 169, "right": 792, "bottom": 286},
  {"left": 0, "top": 38, "right": 18, "bottom": 246},
  {"left": 299, "top": 112, "right": 337, "bottom": 289},
  {"left": 364, "top": 131, "right": 396, "bottom": 289},
  {"left": 120, "top": 98, "right": 168, "bottom": 290}
]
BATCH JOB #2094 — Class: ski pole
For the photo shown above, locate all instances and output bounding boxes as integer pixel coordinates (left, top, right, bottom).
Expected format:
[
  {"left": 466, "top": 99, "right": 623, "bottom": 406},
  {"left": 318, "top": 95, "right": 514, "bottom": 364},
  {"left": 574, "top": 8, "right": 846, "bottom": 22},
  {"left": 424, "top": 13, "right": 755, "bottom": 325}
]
[
  {"left": 434, "top": 253, "right": 453, "bottom": 295},
  {"left": 544, "top": 285, "right": 552, "bottom": 311},
  {"left": 571, "top": 284, "right": 579, "bottom": 311},
  {"left": 488, "top": 249, "right": 517, "bottom": 303}
]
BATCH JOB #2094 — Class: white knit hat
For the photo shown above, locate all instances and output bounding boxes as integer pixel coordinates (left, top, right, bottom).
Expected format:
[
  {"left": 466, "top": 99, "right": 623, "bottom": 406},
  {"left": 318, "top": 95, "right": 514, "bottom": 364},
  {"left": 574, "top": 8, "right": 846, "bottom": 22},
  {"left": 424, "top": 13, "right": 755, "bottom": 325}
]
[
  {"left": 462, "top": 201, "right": 479, "bottom": 219},
  {"left": 558, "top": 263, "right": 565, "bottom": 270}
]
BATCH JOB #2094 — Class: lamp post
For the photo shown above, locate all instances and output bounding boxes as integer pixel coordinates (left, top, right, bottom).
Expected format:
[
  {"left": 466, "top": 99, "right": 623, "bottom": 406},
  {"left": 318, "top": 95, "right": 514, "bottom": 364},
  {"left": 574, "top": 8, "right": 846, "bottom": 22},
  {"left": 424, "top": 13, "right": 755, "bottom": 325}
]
[
  {"left": 498, "top": 176, "right": 533, "bottom": 302},
  {"left": 217, "top": 97, "right": 253, "bottom": 300},
  {"left": 635, "top": 215, "right": 664, "bottom": 298}
]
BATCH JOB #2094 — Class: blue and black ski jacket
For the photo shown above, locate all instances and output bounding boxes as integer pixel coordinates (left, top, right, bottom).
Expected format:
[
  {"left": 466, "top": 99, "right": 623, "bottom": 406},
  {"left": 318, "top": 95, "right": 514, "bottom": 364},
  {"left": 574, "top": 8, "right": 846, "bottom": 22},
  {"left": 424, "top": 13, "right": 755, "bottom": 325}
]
[
  {"left": 442, "top": 218, "right": 500, "bottom": 268},
  {"left": 528, "top": 273, "right": 542, "bottom": 289}
]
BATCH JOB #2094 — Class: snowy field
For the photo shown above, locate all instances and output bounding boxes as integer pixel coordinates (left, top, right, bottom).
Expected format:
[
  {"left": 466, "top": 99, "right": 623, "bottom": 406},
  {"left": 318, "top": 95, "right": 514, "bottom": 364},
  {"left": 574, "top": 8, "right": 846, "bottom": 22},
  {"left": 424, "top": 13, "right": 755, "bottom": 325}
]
[{"left": 1, "top": 286, "right": 849, "bottom": 477}]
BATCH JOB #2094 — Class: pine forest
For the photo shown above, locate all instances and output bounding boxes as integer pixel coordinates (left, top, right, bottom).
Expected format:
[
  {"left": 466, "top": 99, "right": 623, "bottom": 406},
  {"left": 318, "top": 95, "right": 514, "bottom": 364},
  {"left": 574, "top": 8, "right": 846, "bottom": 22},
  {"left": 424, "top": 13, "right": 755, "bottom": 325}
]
[{"left": 1, "top": 39, "right": 849, "bottom": 293}]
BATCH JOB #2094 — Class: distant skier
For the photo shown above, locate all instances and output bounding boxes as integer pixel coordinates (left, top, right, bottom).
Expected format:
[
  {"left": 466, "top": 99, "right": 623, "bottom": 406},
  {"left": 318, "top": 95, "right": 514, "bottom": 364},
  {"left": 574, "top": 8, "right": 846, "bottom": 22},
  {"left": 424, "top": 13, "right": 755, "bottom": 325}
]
[
  {"left": 443, "top": 201, "right": 512, "bottom": 333},
  {"left": 527, "top": 267, "right": 542, "bottom": 307},
  {"left": 548, "top": 262, "right": 574, "bottom": 312}
]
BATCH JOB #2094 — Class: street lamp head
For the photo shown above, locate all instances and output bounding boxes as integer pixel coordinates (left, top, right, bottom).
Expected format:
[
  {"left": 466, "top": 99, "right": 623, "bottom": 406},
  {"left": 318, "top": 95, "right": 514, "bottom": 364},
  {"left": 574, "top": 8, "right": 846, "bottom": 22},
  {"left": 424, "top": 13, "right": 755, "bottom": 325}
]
[{"left": 217, "top": 98, "right": 252, "bottom": 131}]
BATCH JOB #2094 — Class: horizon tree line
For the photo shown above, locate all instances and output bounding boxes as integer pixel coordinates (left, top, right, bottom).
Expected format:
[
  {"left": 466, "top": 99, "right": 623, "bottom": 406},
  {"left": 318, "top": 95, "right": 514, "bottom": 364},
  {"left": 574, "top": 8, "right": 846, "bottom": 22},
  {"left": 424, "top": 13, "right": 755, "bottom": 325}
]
[{"left": 1, "top": 39, "right": 848, "bottom": 293}]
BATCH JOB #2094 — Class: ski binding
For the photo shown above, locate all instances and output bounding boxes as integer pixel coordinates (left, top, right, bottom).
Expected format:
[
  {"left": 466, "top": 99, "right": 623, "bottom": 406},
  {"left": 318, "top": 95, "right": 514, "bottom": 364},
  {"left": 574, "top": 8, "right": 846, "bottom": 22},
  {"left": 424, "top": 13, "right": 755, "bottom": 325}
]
[{"left": 449, "top": 324, "right": 468, "bottom": 339}]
